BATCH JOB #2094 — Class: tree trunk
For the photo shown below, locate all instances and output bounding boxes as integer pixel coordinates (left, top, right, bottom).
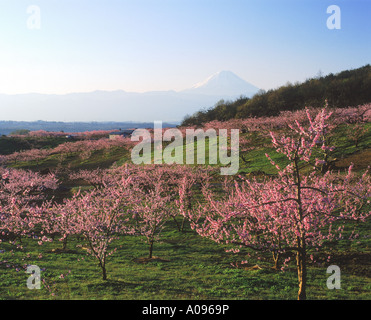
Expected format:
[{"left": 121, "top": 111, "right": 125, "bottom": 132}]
[
  {"left": 172, "top": 216, "right": 181, "bottom": 232},
  {"left": 62, "top": 235, "right": 68, "bottom": 250},
  {"left": 272, "top": 252, "right": 280, "bottom": 270},
  {"left": 294, "top": 156, "right": 307, "bottom": 300},
  {"left": 180, "top": 216, "right": 187, "bottom": 232},
  {"left": 99, "top": 254, "right": 107, "bottom": 280},
  {"left": 296, "top": 244, "right": 307, "bottom": 300},
  {"left": 149, "top": 240, "right": 154, "bottom": 259},
  {"left": 102, "top": 265, "right": 107, "bottom": 280}
]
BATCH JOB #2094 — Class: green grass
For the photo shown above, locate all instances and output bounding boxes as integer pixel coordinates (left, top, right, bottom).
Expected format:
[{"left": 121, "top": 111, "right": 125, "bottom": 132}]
[
  {"left": 1, "top": 217, "right": 370, "bottom": 300},
  {"left": 10, "top": 146, "right": 131, "bottom": 172},
  {"left": 0, "top": 136, "right": 69, "bottom": 155}
]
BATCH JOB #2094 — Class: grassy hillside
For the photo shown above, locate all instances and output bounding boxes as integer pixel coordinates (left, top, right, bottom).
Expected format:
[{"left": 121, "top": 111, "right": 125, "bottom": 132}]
[{"left": 0, "top": 135, "right": 68, "bottom": 155}]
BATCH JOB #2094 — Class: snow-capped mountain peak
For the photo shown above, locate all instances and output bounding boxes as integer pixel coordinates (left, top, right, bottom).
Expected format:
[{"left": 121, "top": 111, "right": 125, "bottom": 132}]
[{"left": 183, "top": 70, "right": 259, "bottom": 97}]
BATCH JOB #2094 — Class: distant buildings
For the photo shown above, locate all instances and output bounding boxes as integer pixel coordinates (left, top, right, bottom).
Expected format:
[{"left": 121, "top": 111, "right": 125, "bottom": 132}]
[{"left": 109, "top": 129, "right": 135, "bottom": 140}]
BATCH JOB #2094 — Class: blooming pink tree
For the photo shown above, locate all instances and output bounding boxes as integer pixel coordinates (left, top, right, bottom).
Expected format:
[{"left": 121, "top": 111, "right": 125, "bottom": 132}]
[
  {"left": 127, "top": 166, "right": 176, "bottom": 259},
  {"left": 0, "top": 197, "right": 32, "bottom": 243},
  {"left": 0, "top": 167, "right": 58, "bottom": 204},
  {"left": 0, "top": 168, "right": 58, "bottom": 253},
  {"left": 346, "top": 123, "right": 369, "bottom": 148},
  {"left": 176, "top": 166, "right": 215, "bottom": 232},
  {"left": 71, "top": 183, "right": 134, "bottom": 280},
  {"left": 42, "top": 198, "right": 80, "bottom": 251},
  {"left": 188, "top": 108, "right": 371, "bottom": 300}
]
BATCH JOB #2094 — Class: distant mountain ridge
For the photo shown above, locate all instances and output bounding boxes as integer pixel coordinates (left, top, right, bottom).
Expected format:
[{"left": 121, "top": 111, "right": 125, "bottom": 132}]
[{"left": 0, "top": 71, "right": 260, "bottom": 123}]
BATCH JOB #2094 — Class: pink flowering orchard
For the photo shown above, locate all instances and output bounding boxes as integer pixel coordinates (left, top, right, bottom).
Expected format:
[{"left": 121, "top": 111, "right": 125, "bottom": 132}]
[
  {"left": 0, "top": 102, "right": 369, "bottom": 299},
  {"left": 186, "top": 108, "right": 371, "bottom": 300},
  {"left": 65, "top": 164, "right": 211, "bottom": 274}
]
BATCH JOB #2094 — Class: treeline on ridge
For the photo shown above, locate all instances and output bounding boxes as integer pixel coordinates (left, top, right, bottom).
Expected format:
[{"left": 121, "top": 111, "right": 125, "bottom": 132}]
[{"left": 181, "top": 64, "right": 371, "bottom": 126}]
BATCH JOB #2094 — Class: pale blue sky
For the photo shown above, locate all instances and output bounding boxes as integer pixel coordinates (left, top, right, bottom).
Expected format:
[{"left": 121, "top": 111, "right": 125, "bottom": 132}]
[{"left": 0, "top": 0, "right": 370, "bottom": 94}]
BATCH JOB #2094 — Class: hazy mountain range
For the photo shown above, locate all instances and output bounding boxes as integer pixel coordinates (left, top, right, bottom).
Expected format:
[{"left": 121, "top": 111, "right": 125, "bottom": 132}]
[
  {"left": 0, "top": 120, "right": 179, "bottom": 136},
  {"left": 0, "top": 71, "right": 259, "bottom": 133}
]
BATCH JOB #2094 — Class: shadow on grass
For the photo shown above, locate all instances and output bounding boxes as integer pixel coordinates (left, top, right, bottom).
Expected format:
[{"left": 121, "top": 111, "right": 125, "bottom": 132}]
[
  {"left": 132, "top": 256, "right": 171, "bottom": 264},
  {"left": 87, "top": 278, "right": 140, "bottom": 292}
]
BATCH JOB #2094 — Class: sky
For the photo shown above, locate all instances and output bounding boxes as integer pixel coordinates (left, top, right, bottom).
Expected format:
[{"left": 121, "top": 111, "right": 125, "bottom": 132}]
[{"left": 0, "top": 0, "right": 370, "bottom": 95}]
